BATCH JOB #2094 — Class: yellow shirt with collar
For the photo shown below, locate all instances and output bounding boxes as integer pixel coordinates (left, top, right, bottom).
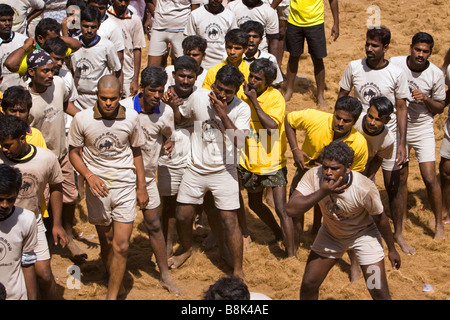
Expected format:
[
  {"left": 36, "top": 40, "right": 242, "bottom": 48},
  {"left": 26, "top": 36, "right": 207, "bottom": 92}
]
[{"left": 287, "top": 109, "right": 368, "bottom": 173}]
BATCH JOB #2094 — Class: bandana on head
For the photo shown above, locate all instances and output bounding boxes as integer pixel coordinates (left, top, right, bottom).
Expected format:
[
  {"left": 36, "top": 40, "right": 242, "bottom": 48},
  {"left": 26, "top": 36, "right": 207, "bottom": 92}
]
[{"left": 26, "top": 49, "right": 53, "bottom": 69}]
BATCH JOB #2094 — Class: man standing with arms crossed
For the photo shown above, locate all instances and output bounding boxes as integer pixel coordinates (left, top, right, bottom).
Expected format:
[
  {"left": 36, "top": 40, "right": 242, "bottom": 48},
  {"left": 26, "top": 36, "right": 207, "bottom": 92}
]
[{"left": 68, "top": 75, "right": 149, "bottom": 300}]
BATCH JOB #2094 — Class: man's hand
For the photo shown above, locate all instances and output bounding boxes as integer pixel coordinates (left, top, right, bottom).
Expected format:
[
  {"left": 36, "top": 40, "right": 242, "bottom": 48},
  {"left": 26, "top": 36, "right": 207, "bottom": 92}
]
[
  {"left": 320, "top": 175, "right": 348, "bottom": 194},
  {"left": 331, "top": 23, "right": 339, "bottom": 41},
  {"left": 209, "top": 90, "right": 227, "bottom": 118},
  {"left": 163, "top": 137, "right": 174, "bottom": 157},
  {"left": 162, "top": 87, "right": 184, "bottom": 109},
  {"left": 388, "top": 248, "right": 401, "bottom": 270},
  {"left": 395, "top": 144, "right": 407, "bottom": 167},
  {"left": 293, "top": 149, "right": 311, "bottom": 170},
  {"left": 243, "top": 81, "right": 257, "bottom": 101},
  {"left": 136, "top": 186, "right": 149, "bottom": 211},
  {"left": 52, "top": 225, "right": 69, "bottom": 248},
  {"left": 87, "top": 174, "right": 109, "bottom": 198},
  {"left": 411, "top": 89, "right": 427, "bottom": 103},
  {"left": 130, "top": 79, "right": 139, "bottom": 96}
]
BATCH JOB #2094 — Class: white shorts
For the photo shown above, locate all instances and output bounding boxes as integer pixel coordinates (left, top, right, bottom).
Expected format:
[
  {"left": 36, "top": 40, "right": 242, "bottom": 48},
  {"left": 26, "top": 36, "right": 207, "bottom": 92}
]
[
  {"left": 440, "top": 119, "right": 450, "bottom": 160},
  {"left": 145, "top": 179, "right": 161, "bottom": 210},
  {"left": 382, "top": 132, "right": 409, "bottom": 171},
  {"left": 86, "top": 185, "right": 137, "bottom": 226},
  {"left": 312, "top": 225, "right": 385, "bottom": 266},
  {"left": 35, "top": 216, "right": 50, "bottom": 261},
  {"left": 157, "top": 165, "right": 186, "bottom": 197},
  {"left": 407, "top": 123, "right": 436, "bottom": 163},
  {"left": 148, "top": 29, "right": 185, "bottom": 57},
  {"left": 176, "top": 167, "right": 240, "bottom": 211}
]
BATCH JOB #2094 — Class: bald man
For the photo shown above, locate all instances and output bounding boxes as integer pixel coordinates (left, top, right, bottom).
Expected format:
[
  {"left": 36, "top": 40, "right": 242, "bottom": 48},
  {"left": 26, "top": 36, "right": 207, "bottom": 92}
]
[{"left": 68, "top": 75, "right": 148, "bottom": 300}]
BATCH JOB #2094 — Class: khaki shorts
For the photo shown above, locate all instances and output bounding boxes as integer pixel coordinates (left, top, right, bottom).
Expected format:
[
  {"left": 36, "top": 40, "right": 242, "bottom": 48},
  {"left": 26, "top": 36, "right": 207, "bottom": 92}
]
[
  {"left": 440, "top": 119, "right": 450, "bottom": 160},
  {"left": 312, "top": 225, "right": 385, "bottom": 266},
  {"left": 407, "top": 124, "right": 436, "bottom": 163},
  {"left": 238, "top": 165, "right": 287, "bottom": 193},
  {"left": 60, "top": 152, "right": 79, "bottom": 204},
  {"left": 35, "top": 215, "right": 50, "bottom": 261},
  {"left": 177, "top": 167, "right": 240, "bottom": 211},
  {"left": 157, "top": 165, "right": 186, "bottom": 197},
  {"left": 148, "top": 29, "right": 185, "bottom": 57},
  {"left": 145, "top": 179, "right": 161, "bottom": 210},
  {"left": 86, "top": 185, "right": 137, "bottom": 226}
]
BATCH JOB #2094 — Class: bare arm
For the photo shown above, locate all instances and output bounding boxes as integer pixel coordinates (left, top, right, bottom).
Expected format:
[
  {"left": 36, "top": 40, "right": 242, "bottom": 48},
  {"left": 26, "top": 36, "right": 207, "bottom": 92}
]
[
  {"left": 364, "top": 155, "right": 383, "bottom": 180},
  {"left": 243, "top": 82, "right": 277, "bottom": 132},
  {"left": 132, "top": 147, "right": 149, "bottom": 210},
  {"left": 394, "top": 98, "right": 407, "bottom": 166},
  {"left": 285, "top": 115, "right": 311, "bottom": 169},
  {"left": 49, "top": 183, "right": 68, "bottom": 248},
  {"left": 4, "top": 38, "right": 35, "bottom": 73},
  {"left": 328, "top": 0, "right": 339, "bottom": 41},
  {"left": 130, "top": 48, "right": 141, "bottom": 96},
  {"left": 411, "top": 89, "right": 445, "bottom": 114},
  {"left": 372, "top": 212, "right": 401, "bottom": 270},
  {"left": 22, "top": 265, "right": 38, "bottom": 300},
  {"left": 338, "top": 87, "right": 350, "bottom": 99}
]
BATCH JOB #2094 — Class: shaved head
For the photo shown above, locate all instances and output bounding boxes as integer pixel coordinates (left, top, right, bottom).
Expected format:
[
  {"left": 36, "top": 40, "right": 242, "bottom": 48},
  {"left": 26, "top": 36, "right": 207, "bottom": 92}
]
[{"left": 98, "top": 75, "right": 121, "bottom": 92}]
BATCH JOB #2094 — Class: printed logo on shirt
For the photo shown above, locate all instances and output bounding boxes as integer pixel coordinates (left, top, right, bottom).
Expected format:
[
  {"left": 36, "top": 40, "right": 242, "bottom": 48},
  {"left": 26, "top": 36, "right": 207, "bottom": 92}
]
[
  {"left": 407, "top": 80, "right": 420, "bottom": 96},
  {"left": 0, "top": 237, "right": 10, "bottom": 263},
  {"left": 18, "top": 172, "right": 39, "bottom": 200},
  {"left": 202, "top": 118, "right": 224, "bottom": 142},
  {"left": 75, "top": 58, "right": 95, "bottom": 79},
  {"left": 360, "top": 82, "right": 382, "bottom": 103},
  {"left": 205, "top": 23, "right": 223, "bottom": 42},
  {"left": 43, "top": 105, "right": 59, "bottom": 123},
  {"left": 93, "top": 132, "right": 121, "bottom": 157}
]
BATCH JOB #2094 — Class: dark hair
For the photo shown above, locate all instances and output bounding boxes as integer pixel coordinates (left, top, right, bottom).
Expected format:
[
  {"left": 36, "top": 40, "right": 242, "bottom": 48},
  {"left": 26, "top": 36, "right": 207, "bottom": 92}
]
[
  {"left": 1, "top": 86, "right": 33, "bottom": 112},
  {"left": 182, "top": 35, "right": 207, "bottom": 54},
  {"left": 411, "top": 32, "right": 434, "bottom": 50},
  {"left": 81, "top": 6, "right": 101, "bottom": 23},
  {"left": 0, "top": 3, "right": 14, "bottom": 17},
  {"left": 249, "top": 58, "right": 277, "bottom": 86},
  {"left": 369, "top": 96, "right": 393, "bottom": 119},
  {"left": 35, "top": 18, "right": 61, "bottom": 40},
  {"left": 87, "top": 0, "right": 111, "bottom": 5},
  {"left": 140, "top": 66, "right": 168, "bottom": 88},
  {"left": 366, "top": 26, "right": 391, "bottom": 46},
  {"left": 225, "top": 28, "right": 249, "bottom": 48},
  {"left": 215, "top": 64, "right": 245, "bottom": 92},
  {"left": 319, "top": 141, "right": 355, "bottom": 167},
  {"left": 174, "top": 55, "right": 199, "bottom": 74},
  {"left": 67, "top": 0, "right": 88, "bottom": 11},
  {"left": 204, "top": 276, "right": 250, "bottom": 300},
  {"left": 0, "top": 164, "right": 22, "bottom": 195},
  {"left": 0, "top": 115, "right": 29, "bottom": 141},
  {"left": 42, "top": 36, "right": 68, "bottom": 56},
  {"left": 239, "top": 20, "right": 264, "bottom": 38},
  {"left": 334, "top": 96, "right": 363, "bottom": 122}
]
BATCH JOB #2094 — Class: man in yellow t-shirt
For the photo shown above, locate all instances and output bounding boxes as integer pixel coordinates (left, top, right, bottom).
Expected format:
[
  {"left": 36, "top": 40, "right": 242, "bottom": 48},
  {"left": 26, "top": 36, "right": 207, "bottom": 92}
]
[
  {"left": 285, "top": 95, "right": 368, "bottom": 233},
  {"left": 238, "top": 58, "right": 295, "bottom": 257},
  {"left": 202, "top": 28, "right": 250, "bottom": 100},
  {"left": 284, "top": 0, "right": 339, "bottom": 109}
]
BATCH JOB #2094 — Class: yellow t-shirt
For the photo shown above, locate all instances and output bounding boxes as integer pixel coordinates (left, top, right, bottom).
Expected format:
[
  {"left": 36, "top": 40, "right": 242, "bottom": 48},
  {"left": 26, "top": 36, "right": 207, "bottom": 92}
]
[
  {"left": 202, "top": 59, "right": 250, "bottom": 101},
  {"left": 240, "top": 87, "right": 287, "bottom": 175},
  {"left": 288, "top": 0, "right": 325, "bottom": 27},
  {"left": 287, "top": 109, "right": 368, "bottom": 173},
  {"left": 18, "top": 47, "right": 72, "bottom": 77}
]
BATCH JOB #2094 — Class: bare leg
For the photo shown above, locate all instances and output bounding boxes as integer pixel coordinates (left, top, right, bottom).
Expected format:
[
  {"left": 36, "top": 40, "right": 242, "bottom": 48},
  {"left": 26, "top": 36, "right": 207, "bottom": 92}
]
[
  {"left": 35, "top": 259, "right": 58, "bottom": 299},
  {"left": 272, "top": 186, "right": 296, "bottom": 257},
  {"left": 247, "top": 191, "right": 283, "bottom": 242},
  {"left": 276, "top": 19, "right": 287, "bottom": 67},
  {"left": 219, "top": 209, "right": 244, "bottom": 279},
  {"left": 161, "top": 195, "right": 177, "bottom": 257},
  {"left": 143, "top": 206, "right": 182, "bottom": 295},
  {"left": 63, "top": 202, "right": 87, "bottom": 263},
  {"left": 383, "top": 167, "right": 415, "bottom": 255},
  {"left": 347, "top": 250, "right": 361, "bottom": 282},
  {"left": 284, "top": 55, "right": 300, "bottom": 102},
  {"left": 360, "top": 259, "right": 392, "bottom": 300},
  {"left": 168, "top": 203, "right": 195, "bottom": 269},
  {"left": 439, "top": 157, "right": 450, "bottom": 222},
  {"left": 311, "top": 55, "right": 328, "bottom": 110},
  {"left": 419, "top": 161, "right": 445, "bottom": 240},
  {"left": 300, "top": 251, "right": 337, "bottom": 300}
]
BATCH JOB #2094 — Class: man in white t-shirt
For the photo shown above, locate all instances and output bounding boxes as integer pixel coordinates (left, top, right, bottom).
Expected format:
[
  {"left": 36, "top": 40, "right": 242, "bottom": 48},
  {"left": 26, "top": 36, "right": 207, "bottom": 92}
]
[
  {"left": 0, "top": 4, "right": 27, "bottom": 92},
  {"left": 0, "top": 115, "right": 68, "bottom": 300},
  {"left": 107, "top": 0, "right": 146, "bottom": 98},
  {"left": 440, "top": 65, "right": 450, "bottom": 224},
  {"left": 0, "top": 0, "right": 44, "bottom": 36},
  {"left": 184, "top": 0, "right": 237, "bottom": 70},
  {"left": 286, "top": 141, "right": 401, "bottom": 300},
  {"left": 169, "top": 64, "right": 251, "bottom": 279},
  {"left": 0, "top": 164, "right": 38, "bottom": 300},
  {"left": 390, "top": 32, "right": 446, "bottom": 246},
  {"left": 147, "top": 0, "right": 202, "bottom": 67},
  {"left": 68, "top": 75, "right": 149, "bottom": 300},
  {"left": 71, "top": 6, "right": 121, "bottom": 110},
  {"left": 227, "top": 0, "right": 279, "bottom": 56},
  {"left": 120, "top": 66, "right": 182, "bottom": 296},
  {"left": 338, "top": 27, "right": 413, "bottom": 255}
]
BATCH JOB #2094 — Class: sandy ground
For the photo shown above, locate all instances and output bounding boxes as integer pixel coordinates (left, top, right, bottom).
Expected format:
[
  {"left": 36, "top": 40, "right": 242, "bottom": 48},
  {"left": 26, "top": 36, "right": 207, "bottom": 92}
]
[{"left": 48, "top": 0, "right": 449, "bottom": 301}]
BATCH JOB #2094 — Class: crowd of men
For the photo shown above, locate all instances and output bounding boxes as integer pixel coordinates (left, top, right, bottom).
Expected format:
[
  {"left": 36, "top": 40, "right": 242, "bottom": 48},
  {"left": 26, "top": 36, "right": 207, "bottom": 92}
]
[{"left": 0, "top": 0, "right": 448, "bottom": 301}]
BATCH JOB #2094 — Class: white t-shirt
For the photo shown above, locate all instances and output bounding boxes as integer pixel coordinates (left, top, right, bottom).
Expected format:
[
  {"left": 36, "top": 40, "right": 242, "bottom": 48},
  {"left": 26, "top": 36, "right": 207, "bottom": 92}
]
[
  {"left": 226, "top": 0, "right": 279, "bottom": 53},
  {"left": 153, "top": 0, "right": 202, "bottom": 30},
  {"left": 98, "top": 15, "right": 125, "bottom": 53},
  {"left": 0, "top": 0, "right": 45, "bottom": 35},
  {"left": 184, "top": 5, "right": 237, "bottom": 70},
  {"left": 179, "top": 88, "right": 251, "bottom": 174},
  {"left": 0, "top": 206, "right": 38, "bottom": 300},
  {"left": 0, "top": 31, "right": 27, "bottom": 92},
  {"left": 165, "top": 65, "right": 207, "bottom": 89},
  {"left": 296, "top": 167, "right": 384, "bottom": 239},
  {"left": 354, "top": 113, "right": 395, "bottom": 160},
  {"left": 339, "top": 58, "right": 410, "bottom": 133},
  {"left": 120, "top": 96, "right": 174, "bottom": 182},
  {"left": 390, "top": 56, "right": 446, "bottom": 128},
  {"left": 28, "top": 76, "right": 70, "bottom": 160},
  {"left": 71, "top": 36, "right": 121, "bottom": 96},
  {"left": 0, "top": 146, "right": 64, "bottom": 218},
  {"left": 68, "top": 106, "right": 146, "bottom": 189}
]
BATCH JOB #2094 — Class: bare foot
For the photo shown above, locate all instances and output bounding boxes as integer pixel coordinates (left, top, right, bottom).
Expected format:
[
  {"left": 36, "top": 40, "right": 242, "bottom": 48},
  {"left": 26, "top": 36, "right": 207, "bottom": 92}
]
[
  {"left": 317, "top": 96, "right": 329, "bottom": 111},
  {"left": 67, "top": 240, "right": 88, "bottom": 263},
  {"left": 435, "top": 224, "right": 445, "bottom": 240},
  {"left": 243, "top": 235, "right": 252, "bottom": 251},
  {"left": 394, "top": 234, "right": 416, "bottom": 255},
  {"left": 160, "top": 275, "right": 183, "bottom": 296},
  {"left": 168, "top": 248, "right": 192, "bottom": 269},
  {"left": 202, "top": 231, "right": 217, "bottom": 249}
]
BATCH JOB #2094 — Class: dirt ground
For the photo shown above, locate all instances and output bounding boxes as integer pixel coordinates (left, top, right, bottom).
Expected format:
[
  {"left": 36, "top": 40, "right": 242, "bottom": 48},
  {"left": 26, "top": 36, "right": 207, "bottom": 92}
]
[{"left": 49, "top": 0, "right": 449, "bottom": 301}]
